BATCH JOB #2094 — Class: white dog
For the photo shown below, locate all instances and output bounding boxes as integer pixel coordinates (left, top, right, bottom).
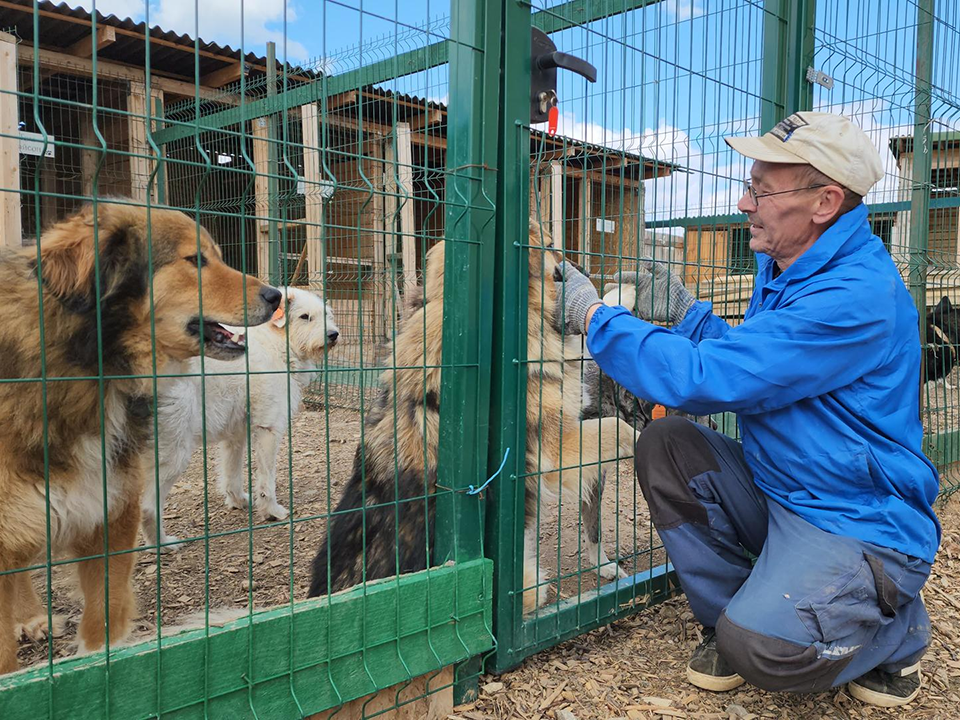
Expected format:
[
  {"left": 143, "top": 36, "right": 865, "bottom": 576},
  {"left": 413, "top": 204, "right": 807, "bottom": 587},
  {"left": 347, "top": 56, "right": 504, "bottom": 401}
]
[{"left": 141, "top": 287, "right": 339, "bottom": 551}]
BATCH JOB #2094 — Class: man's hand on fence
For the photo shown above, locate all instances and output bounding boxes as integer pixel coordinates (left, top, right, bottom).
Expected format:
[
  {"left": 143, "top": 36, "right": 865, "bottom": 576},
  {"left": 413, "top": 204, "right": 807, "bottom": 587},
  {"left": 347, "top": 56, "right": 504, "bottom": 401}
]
[
  {"left": 610, "top": 260, "right": 696, "bottom": 326},
  {"left": 558, "top": 261, "right": 601, "bottom": 336}
]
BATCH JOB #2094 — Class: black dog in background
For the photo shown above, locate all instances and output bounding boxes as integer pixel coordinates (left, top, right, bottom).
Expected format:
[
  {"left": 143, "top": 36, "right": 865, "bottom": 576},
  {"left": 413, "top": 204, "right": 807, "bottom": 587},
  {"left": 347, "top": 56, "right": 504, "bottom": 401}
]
[{"left": 925, "top": 296, "right": 960, "bottom": 383}]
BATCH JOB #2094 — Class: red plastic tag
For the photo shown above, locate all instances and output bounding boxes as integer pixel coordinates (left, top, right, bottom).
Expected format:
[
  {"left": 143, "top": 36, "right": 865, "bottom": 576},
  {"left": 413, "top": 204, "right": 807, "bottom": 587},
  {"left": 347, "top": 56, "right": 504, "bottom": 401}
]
[
  {"left": 548, "top": 105, "right": 559, "bottom": 136},
  {"left": 651, "top": 404, "right": 666, "bottom": 420}
]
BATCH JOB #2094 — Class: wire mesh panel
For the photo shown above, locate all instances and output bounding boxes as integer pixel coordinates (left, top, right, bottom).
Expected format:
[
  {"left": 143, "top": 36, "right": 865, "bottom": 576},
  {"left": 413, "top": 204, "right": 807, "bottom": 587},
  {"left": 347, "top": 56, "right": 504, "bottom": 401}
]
[{"left": 0, "top": 1, "right": 494, "bottom": 717}]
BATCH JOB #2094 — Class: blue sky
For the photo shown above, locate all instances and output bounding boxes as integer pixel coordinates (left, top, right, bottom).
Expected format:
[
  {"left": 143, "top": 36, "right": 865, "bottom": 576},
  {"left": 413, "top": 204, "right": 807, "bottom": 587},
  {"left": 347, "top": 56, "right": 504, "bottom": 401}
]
[{"left": 72, "top": 0, "right": 959, "bottom": 223}]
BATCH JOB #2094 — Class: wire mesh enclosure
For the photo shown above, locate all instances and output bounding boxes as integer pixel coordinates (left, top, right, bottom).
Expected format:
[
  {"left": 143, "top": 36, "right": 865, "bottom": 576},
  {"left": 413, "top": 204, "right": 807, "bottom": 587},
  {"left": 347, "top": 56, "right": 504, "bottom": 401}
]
[{"left": 0, "top": 0, "right": 957, "bottom": 717}]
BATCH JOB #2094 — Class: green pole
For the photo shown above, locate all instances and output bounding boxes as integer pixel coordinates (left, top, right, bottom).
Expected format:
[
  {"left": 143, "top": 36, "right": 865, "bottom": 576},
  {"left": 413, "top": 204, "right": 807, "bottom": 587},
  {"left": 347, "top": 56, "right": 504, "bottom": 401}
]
[
  {"left": 435, "top": 0, "right": 503, "bottom": 705},
  {"left": 908, "top": 0, "right": 935, "bottom": 316},
  {"left": 486, "top": 0, "right": 533, "bottom": 675},
  {"left": 760, "top": 0, "right": 816, "bottom": 132}
]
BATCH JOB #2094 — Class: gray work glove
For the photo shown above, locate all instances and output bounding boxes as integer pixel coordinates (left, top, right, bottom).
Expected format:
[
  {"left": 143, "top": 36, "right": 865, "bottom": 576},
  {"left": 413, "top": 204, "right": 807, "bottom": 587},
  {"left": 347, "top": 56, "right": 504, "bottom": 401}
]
[
  {"left": 558, "top": 261, "right": 601, "bottom": 336},
  {"left": 612, "top": 260, "right": 696, "bottom": 325}
]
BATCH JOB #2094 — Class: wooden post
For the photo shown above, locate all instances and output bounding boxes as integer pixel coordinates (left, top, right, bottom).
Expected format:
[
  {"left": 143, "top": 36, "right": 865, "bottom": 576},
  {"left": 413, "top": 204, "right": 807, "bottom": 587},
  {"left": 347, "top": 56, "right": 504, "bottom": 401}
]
[
  {"left": 396, "top": 122, "right": 417, "bottom": 297},
  {"left": 80, "top": 114, "right": 97, "bottom": 197},
  {"left": 300, "top": 102, "right": 325, "bottom": 292},
  {"left": 549, "top": 160, "right": 562, "bottom": 245},
  {"left": 252, "top": 116, "right": 272, "bottom": 282},
  {"left": 582, "top": 177, "right": 593, "bottom": 273},
  {"left": 0, "top": 31, "right": 20, "bottom": 246},
  {"left": 371, "top": 137, "right": 388, "bottom": 340},
  {"left": 381, "top": 134, "right": 402, "bottom": 331},
  {"left": 127, "top": 81, "right": 156, "bottom": 203},
  {"left": 150, "top": 88, "right": 167, "bottom": 203}
]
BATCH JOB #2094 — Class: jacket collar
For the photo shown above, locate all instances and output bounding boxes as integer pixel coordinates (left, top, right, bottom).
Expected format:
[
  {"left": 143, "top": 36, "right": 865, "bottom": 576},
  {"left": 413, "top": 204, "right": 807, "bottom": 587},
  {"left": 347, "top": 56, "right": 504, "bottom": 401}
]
[{"left": 758, "top": 203, "right": 872, "bottom": 288}]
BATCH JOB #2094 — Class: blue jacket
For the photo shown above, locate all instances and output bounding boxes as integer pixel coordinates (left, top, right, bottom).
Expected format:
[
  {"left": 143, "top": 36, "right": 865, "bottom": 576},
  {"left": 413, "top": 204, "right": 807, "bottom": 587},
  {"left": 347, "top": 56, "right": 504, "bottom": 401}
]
[{"left": 588, "top": 204, "right": 941, "bottom": 563}]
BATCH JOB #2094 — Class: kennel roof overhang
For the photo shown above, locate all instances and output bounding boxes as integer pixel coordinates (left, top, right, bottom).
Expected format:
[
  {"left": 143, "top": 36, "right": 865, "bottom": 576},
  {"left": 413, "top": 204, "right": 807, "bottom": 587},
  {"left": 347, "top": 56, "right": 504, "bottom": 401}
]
[
  {"left": 889, "top": 131, "right": 960, "bottom": 163},
  {"left": 0, "top": 0, "right": 316, "bottom": 90},
  {"left": 341, "top": 86, "right": 680, "bottom": 182}
]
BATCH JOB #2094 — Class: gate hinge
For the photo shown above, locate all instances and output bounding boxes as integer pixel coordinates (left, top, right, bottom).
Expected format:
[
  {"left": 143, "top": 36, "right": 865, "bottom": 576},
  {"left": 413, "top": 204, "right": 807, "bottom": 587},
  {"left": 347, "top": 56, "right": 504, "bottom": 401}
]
[{"left": 806, "top": 66, "right": 834, "bottom": 90}]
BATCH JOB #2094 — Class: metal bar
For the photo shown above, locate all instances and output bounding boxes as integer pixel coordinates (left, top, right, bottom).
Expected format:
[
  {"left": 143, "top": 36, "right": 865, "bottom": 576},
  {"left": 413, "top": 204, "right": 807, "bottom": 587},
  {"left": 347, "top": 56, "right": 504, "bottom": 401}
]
[
  {"left": 514, "top": 565, "right": 679, "bottom": 667},
  {"left": 760, "top": 0, "right": 816, "bottom": 132},
  {"left": 435, "top": 0, "right": 502, "bottom": 704},
  {"left": 908, "top": 0, "right": 936, "bottom": 314},
  {"left": 486, "top": 0, "right": 533, "bottom": 676}
]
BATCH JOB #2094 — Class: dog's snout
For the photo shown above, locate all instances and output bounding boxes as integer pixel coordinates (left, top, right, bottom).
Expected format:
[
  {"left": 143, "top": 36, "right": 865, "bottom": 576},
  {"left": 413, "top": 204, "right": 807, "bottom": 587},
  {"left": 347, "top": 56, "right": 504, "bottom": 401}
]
[
  {"left": 327, "top": 330, "right": 339, "bottom": 343},
  {"left": 260, "top": 286, "right": 282, "bottom": 311}
]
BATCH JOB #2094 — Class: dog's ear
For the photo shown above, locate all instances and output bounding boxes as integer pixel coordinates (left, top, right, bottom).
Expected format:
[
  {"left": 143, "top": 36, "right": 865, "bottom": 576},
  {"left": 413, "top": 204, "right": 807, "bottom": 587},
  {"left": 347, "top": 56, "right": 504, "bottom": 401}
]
[
  {"left": 270, "top": 288, "right": 291, "bottom": 328},
  {"left": 38, "top": 204, "right": 144, "bottom": 312}
]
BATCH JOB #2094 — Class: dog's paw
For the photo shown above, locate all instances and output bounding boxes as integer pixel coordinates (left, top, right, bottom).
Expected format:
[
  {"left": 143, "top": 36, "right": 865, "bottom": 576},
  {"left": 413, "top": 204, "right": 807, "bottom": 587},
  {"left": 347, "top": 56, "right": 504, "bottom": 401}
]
[
  {"left": 602, "top": 284, "right": 637, "bottom": 312},
  {"left": 598, "top": 562, "right": 628, "bottom": 581},
  {"left": 261, "top": 502, "right": 289, "bottom": 522},
  {"left": 224, "top": 492, "right": 249, "bottom": 511},
  {"left": 158, "top": 535, "right": 184, "bottom": 554},
  {"left": 17, "top": 614, "right": 65, "bottom": 643}
]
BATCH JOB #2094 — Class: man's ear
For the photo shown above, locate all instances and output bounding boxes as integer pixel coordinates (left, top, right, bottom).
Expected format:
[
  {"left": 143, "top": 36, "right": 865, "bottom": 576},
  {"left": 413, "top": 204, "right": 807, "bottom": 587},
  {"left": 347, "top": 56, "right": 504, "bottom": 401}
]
[{"left": 812, "top": 185, "right": 846, "bottom": 226}]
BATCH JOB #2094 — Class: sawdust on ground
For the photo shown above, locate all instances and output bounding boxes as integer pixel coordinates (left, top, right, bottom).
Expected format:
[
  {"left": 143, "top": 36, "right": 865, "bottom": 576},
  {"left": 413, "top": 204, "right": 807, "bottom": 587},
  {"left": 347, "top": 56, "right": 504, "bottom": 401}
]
[{"left": 461, "top": 493, "right": 960, "bottom": 720}]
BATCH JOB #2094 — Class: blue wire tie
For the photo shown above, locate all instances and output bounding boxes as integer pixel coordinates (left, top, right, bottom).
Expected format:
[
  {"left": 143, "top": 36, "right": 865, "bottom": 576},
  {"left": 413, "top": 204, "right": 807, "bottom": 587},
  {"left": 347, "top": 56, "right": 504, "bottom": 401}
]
[{"left": 466, "top": 447, "right": 511, "bottom": 496}]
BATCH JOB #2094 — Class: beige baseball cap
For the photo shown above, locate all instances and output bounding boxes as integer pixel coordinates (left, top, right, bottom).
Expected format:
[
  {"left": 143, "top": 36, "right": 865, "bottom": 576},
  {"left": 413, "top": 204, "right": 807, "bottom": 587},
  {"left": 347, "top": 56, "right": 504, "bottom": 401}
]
[{"left": 724, "top": 111, "right": 884, "bottom": 196}]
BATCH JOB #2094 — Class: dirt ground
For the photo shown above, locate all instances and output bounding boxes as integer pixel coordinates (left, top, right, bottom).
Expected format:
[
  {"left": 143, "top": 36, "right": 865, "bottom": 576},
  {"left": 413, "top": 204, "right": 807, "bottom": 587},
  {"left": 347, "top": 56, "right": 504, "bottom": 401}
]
[
  {"left": 17, "top": 404, "right": 649, "bottom": 668},
  {"left": 15, "top": 396, "right": 960, "bottom": 720},
  {"left": 462, "top": 493, "right": 960, "bottom": 720}
]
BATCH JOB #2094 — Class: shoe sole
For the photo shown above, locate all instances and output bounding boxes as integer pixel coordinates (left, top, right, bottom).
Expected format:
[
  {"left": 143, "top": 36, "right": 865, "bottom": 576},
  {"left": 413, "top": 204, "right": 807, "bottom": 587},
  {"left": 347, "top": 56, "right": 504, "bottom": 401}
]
[
  {"left": 686, "top": 666, "right": 746, "bottom": 692},
  {"left": 848, "top": 676, "right": 921, "bottom": 708}
]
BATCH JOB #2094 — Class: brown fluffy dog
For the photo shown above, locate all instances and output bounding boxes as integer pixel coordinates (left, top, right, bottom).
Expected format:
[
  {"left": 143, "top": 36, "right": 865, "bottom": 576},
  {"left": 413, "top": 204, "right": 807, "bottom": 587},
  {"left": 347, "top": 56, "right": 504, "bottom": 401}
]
[
  {"left": 309, "top": 223, "right": 636, "bottom": 612},
  {"left": 0, "top": 201, "right": 280, "bottom": 674}
]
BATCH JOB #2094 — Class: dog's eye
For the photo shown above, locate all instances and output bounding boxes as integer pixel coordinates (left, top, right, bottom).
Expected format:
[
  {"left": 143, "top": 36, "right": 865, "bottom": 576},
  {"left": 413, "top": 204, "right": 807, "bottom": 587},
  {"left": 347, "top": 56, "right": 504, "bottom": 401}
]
[
  {"left": 185, "top": 254, "right": 207, "bottom": 268},
  {"left": 299, "top": 313, "right": 310, "bottom": 321}
]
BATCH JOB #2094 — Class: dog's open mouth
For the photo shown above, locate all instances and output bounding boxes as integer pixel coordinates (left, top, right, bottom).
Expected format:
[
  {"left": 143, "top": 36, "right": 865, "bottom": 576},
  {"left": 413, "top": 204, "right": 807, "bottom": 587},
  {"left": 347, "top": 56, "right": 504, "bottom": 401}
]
[{"left": 187, "top": 318, "right": 246, "bottom": 357}]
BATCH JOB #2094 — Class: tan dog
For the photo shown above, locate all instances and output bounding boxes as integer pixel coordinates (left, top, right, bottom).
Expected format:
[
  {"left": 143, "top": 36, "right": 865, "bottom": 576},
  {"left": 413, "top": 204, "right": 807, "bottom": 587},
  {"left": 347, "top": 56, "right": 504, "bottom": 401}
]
[
  {"left": 0, "top": 201, "right": 279, "bottom": 674},
  {"left": 308, "top": 222, "right": 636, "bottom": 612}
]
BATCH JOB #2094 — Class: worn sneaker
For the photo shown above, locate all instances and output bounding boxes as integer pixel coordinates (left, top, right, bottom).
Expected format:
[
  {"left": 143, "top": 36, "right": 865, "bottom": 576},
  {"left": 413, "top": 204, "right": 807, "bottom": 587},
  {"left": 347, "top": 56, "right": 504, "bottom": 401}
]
[
  {"left": 686, "top": 628, "right": 745, "bottom": 692},
  {"left": 848, "top": 662, "right": 922, "bottom": 707}
]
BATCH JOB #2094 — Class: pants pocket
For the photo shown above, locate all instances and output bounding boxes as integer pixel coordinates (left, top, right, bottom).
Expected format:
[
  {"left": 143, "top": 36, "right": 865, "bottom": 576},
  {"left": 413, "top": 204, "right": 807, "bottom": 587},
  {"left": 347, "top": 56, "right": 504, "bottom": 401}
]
[{"left": 795, "top": 558, "right": 884, "bottom": 644}]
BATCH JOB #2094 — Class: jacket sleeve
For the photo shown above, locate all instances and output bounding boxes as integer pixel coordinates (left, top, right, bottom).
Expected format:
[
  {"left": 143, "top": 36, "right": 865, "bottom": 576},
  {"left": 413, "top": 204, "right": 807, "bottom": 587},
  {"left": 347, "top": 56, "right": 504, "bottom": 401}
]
[
  {"left": 586, "top": 279, "right": 895, "bottom": 416},
  {"left": 670, "top": 299, "right": 733, "bottom": 342}
]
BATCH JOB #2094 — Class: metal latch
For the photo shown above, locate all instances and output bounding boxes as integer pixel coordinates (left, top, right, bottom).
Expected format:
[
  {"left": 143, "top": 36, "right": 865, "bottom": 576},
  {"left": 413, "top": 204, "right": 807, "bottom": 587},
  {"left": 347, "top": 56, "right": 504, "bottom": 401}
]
[{"left": 531, "top": 27, "right": 598, "bottom": 131}]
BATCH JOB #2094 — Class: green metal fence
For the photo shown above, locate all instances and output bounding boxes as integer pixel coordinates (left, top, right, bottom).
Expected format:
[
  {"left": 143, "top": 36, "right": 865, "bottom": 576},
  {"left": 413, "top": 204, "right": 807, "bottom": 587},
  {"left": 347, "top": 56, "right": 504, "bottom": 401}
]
[{"left": 0, "top": 0, "right": 958, "bottom": 716}]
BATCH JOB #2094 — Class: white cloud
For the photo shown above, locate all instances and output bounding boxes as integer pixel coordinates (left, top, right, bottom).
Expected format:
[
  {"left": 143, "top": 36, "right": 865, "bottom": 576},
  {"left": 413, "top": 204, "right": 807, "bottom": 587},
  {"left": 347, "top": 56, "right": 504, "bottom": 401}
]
[
  {"left": 150, "top": 0, "right": 308, "bottom": 62},
  {"left": 64, "top": 0, "right": 308, "bottom": 62}
]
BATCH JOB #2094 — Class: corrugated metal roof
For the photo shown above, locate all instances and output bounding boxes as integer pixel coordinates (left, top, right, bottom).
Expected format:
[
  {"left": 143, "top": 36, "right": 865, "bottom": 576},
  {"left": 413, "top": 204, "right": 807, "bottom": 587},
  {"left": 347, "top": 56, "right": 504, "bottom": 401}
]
[{"left": 0, "top": 0, "right": 314, "bottom": 82}]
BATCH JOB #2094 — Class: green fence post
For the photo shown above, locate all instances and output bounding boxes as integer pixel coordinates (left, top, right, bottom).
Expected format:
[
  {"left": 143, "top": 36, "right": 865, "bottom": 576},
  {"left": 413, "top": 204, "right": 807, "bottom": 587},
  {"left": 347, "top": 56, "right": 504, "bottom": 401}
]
[
  {"left": 908, "top": 0, "right": 935, "bottom": 316},
  {"left": 435, "top": 0, "right": 503, "bottom": 705},
  {"left": 485, "top": 0, "right": 532, "bottom": 675},
  {"left": 760, "top": 0, "right": 816, "bottom": 132}
]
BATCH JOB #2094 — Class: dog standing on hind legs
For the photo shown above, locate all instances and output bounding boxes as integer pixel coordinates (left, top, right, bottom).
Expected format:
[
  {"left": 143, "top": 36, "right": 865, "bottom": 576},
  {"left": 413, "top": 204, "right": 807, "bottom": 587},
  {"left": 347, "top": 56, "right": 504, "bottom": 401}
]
[
  {"left": 0, "top": 202, "right": 279, "bottom": 674},
  {"left": 308, "top": 222, "right": 637, "bottom": 612}
]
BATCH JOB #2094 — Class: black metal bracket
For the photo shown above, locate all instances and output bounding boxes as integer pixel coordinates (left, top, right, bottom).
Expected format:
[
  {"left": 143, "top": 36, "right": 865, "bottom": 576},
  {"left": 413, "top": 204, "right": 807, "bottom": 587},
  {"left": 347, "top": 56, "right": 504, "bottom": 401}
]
[{"left": 530, "top": 27, "right": 597, "bottom": 125}]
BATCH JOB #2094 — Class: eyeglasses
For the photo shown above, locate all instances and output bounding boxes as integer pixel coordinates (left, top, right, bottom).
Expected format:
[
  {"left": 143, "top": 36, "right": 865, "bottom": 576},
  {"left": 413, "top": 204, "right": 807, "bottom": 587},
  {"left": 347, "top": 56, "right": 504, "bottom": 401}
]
[{"left": 742, "top": 179, "right": 828, "bottom": 206}]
